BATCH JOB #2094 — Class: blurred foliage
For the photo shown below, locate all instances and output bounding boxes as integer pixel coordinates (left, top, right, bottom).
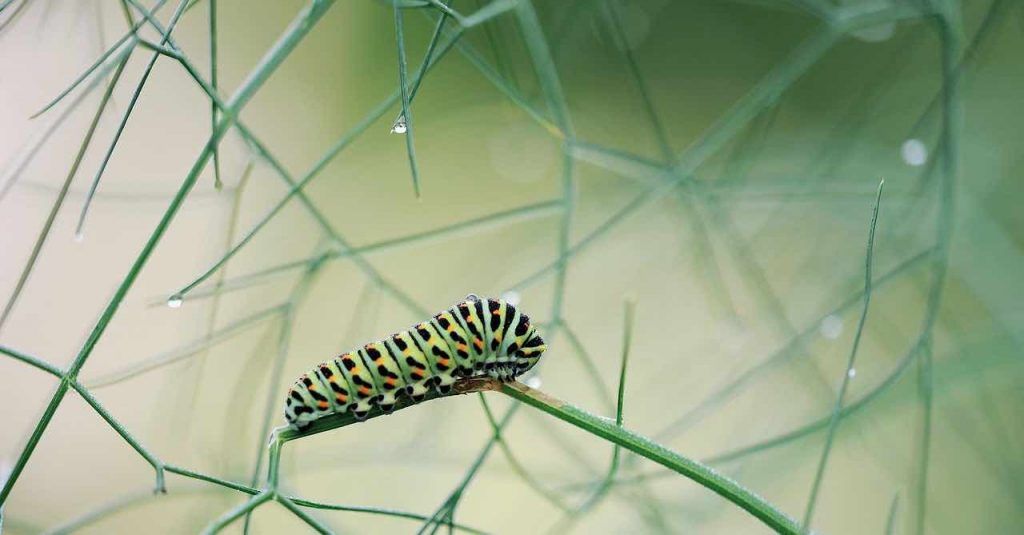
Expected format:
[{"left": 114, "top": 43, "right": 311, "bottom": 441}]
[{"left": 0, "top": 0, "right": 1022, "bottom": 533}]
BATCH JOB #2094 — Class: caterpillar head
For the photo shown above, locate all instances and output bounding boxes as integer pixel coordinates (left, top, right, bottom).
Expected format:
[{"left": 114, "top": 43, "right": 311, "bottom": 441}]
[
  {"left": 284, "top": 381, "right": 317, "bottom": 430},
  {"left": 513, "top": 326, "right": 546, "bottom": 377}
]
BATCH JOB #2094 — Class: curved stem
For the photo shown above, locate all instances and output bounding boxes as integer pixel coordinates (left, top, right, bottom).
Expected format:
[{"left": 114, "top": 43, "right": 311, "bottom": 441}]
[{"left": 500, "top": 381, "right": 801, "bottom": 534}]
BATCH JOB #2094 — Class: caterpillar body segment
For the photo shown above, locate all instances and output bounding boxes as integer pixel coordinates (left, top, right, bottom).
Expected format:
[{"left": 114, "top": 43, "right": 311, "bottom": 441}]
[
  {"left": 284, "top": 295, "right": 547, "bottom": 430},
  {"left": 338, "top": 351, "right": 377, "bottom": 418},
  {"left": 359, "top": 342, "right": 407, "bottom": 413},
  {"left": 430, "top": 310, "right": 474, "bottom": 376},
  {"left": 388, "top": 330, "right": 433, "bottom": 401},
  {"left": 410, "top": 320, "right": 457, "bottom": 393},
  {"left": 314, "top": 360, "right": 351, "bottom": 412}
]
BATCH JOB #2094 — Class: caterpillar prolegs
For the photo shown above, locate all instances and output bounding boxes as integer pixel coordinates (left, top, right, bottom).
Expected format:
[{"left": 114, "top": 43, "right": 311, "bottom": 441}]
[{"left": 284, "top": 295, "right": 546, "bottom": 430}]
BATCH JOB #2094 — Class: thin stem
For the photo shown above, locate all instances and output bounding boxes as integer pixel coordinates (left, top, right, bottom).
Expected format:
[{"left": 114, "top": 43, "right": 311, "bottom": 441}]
[
  {"left": 175, "top": 197, "right": 558, "bottom": 302},
  {"left": 0, "top": 0, "right": 337, "bottom": 508},
  {"left": 28, "top": 0, "right": 170, "bottom": 119},
  {"left": 913, "top": 10, "right": 962, "bottom": 534},
  {"left": 70, "top": 384, "right": 166, "bottom": 493},
  {"left": 391, "top": 0, "right": 455, "bottom": 130},
  {"left": 242, "top": 269, "right": 320, "bottom": 532},
  {"left": 550, "top": 300, "right": 635, "bottom": 531},
  {"left": 134, "top": 15, "right": 458, "bottom": 317},
  {"left": 417, "top": 403, "right": 518, "bottom": 535},
  {"left": 200, "top": 492, "right": 273, "bottom": 535},
  {"left": 0, "top": 50, "right": 131, "bottom": 335},
  {"left": 276, "top": 495, "right": 331, "bottom": 534},
  {"left": 885, "top": 493, "right": 901, "bottom": 535},
  {"left": 85, "top": 305, "right": 286, "bottom": 388},
  {"left": 393, "top": 1, "right": 421, "bottom": 197},
  {"left": 0, "top": 345, "right": 63, "bottom": 377},
  {"left": 801, "top": 180, "right": 884, "bottom": 531},
  {"left": 209, "top": 0, "right": 221, "bottom": 189},
  {"left": 599, "top": 0, "right": 672, "bottom": 163},
  {"left": 162, "top": 464, "right": 485, "bottom": 533},
  {"left": 0, "top": 346, "right": 165, "bottom": 493},
  {"left": 500, "top": 381, "right": 801, "bottom": 534},
  {"left": 74, "top": 0, "right": 192, "bottom": 237},
  {"left": 0, "top": 42, "right": 124, "bottom": 206},
  {"left": 654, "top": 247, "right": 933, "bottom": 442},
  {"left": 478, "top": 395, "right": 570, "bottom": 512},
  {"left": 41, "top": 489, "right": 210, "bottom": 535}
]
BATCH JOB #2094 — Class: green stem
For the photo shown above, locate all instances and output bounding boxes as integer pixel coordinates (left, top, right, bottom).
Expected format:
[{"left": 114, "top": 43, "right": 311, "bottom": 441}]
[
  {"left": 500, "top": 382, "right": 801, "bottom": 534},
  {"left": 276, "top": 496, "right": 331, "bottom": 534},
  {"left": 70, "top": 384, "right": 166, "bottom": 494},
  {"left": 551, "top": 301, "right": 635, "bottom": 531},
  {"left": 162, "top": 464, "right": 485, "bottom": 533},
  {"left": 28, "top": 0, "right": 170, "bottom": 119},
  {"left": 209, "top": 0, "right": 221, "bottom": 189},
  {"left": 0, "top": 49, "right": 131, "bottom": 335},
  {"left": 0, "top": 346, "right": 165, "bottom": 493},
  {"left": 0, "top": 0, "right": 336, "bottom": 509},
  {"left": 801, "top": 180, "right": 884, "bottom": 531},
  {"left": 201, "top": 492, "right": 273, "bottom": 535},
  {"left": 85, "top": 305, "right": 286, "bottom": 388},
  {"left": 75, "top": 0, "right": 192, "bottom": 237},
  {"left": 478, "top": 396, "right": 570, "bottom": 512},
  {"left": 176, "top": 198, "right": 559, "bottom": 302},
  {"left": 393, "top": 1, "right": 421, "bottom": 197},
  {"left": 391, "top": 0, "right": 456, "bottom": 130}
]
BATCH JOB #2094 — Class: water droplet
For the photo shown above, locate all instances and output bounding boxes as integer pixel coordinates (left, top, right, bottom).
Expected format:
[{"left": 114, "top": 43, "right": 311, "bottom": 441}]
[
  {"left": 851, "top": 22, "right": 895, "bottom": 43},
  {"left": 73, "top": 231, "right": 84, "bottom": 243},
  {"left": 847, "top": 368, "right": 857, "bottom": 379},
  {"left": 525, "top": 376, "right": 542, "bottom": 389},
  {"left": 501, "top": 290, "right": 521, "bottom": 306},
  {"left": 819, "top": 314, "right": 843, "bottom": 340},
  {"left": 390, "top": 117, "right": 407, "bottom": 134},
  {"left": 900, "top": 139, "right": 928, "bottom": 167},
  {"left": 166, "top": 295, "right": 183, "bottom": 308}
]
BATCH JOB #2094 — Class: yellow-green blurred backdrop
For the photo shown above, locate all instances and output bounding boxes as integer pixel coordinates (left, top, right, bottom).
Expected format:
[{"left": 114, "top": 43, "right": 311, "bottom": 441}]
[{"left": 0, "top": 0, "right": 1021, "bottom": 533}]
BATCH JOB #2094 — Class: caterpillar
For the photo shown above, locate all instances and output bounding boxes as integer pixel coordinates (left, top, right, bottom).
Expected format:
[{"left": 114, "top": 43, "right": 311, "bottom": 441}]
[{"left": 284, "top": 295, "right": 546, "bottom": 429}]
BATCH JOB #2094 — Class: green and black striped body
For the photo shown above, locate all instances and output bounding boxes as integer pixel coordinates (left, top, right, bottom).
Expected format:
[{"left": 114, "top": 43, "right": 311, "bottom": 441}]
[{"left": 284, "top": 295, "right": 546, "bottom": 429}]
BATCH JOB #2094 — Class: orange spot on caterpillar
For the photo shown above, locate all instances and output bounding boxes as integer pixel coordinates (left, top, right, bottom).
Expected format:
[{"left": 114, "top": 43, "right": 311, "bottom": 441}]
[
  {"left": 317, "top": 401, "right": 329, "bottom": 410},
  {"left": 474, "top": 339, "right": 484, "bottom": 350},
  {"left": 385, "top": 377, "right": 397, "bottom": 387},
  {"left": 358, "top": 386, "right": 372, "bottom": 395},
  {"left": 335, "top": 394, "right": 348, "bottom": 403}
]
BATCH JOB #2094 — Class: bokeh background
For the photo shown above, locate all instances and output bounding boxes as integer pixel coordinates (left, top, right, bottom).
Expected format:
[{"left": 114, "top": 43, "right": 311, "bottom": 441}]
[{"left": 1, "top": 0, "right": 1022, "bottom": 533}]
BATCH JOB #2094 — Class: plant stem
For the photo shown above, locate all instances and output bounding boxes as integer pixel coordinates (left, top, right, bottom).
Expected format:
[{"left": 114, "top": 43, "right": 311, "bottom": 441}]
[
  {"left": 0, "top": 0, "right": 337, "bottom": 509},
  {"left": 801, "top": 180, "right": 884, "bottom": 531},
  {"left": 500, "top": 381, "right": 801, "bottom": 534}
]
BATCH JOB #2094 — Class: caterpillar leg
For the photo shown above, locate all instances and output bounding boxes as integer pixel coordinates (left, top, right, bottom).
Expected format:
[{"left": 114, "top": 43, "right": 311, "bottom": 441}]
[
  {"left": 350, "top": 403, "right": 370, "bottom": 421},
  {"left": 378, "top": 395, "right": 396, "bottom": 414},
  {"left": 433, "top": 372, "right": 456, "bottom": 395}
]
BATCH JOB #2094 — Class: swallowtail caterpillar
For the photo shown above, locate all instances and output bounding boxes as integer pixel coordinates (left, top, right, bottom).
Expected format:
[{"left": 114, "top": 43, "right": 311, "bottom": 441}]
[{"left": 284, "top": 295, "right": 546, "bottom": 429}]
